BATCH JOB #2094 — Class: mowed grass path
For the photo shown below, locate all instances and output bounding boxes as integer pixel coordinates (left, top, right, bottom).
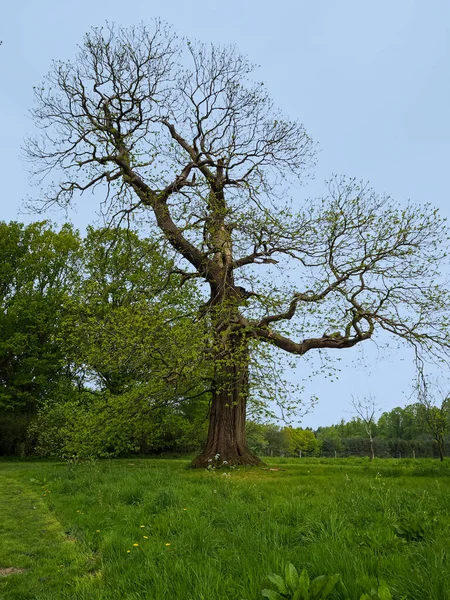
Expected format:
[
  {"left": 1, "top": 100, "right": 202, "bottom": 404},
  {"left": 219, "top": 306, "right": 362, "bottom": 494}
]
[{"left": 1, "top": 458, "right": 450, "bottom": 599}]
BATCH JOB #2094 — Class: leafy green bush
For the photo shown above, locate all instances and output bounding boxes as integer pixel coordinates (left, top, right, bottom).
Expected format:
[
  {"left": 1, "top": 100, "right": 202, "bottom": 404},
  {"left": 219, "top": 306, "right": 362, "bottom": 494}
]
[{"left": 30, "top": 387, "right": 208, "bottom": 459}]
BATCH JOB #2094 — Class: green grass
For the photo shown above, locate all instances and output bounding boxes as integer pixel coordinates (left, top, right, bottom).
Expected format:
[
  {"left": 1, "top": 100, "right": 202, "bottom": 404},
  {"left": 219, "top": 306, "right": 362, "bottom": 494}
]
[{"left": 1, "top": 457, "right": 450, "bottom": 599}]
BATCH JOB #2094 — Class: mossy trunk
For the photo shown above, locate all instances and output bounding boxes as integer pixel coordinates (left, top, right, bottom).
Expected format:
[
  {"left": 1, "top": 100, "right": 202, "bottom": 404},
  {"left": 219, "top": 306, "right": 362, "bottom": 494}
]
[{"left": 191, "top": 330, "right": 261, "bottom": 468}]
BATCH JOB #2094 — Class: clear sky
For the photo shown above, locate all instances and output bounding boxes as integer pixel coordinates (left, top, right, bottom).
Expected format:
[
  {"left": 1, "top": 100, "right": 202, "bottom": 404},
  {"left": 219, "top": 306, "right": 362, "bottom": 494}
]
[{"left": 1, "top": 0, "right": 449, "bottom": 427}]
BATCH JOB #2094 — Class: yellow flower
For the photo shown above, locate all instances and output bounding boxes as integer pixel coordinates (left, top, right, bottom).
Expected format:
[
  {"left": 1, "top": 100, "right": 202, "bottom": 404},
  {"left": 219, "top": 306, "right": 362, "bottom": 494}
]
[
  {"left": 96, "top": 530, "right": 100, "bottom": 533},
  {"left": 183, "top": 508, "right": 187, "bottom": 511},
  {"left": 143, "top": 536, "right": 149, "bottom": 539},
  {"left": 127, "top": 550, "right": 131, "bottom": 553},
  {"left": 133, "top": 543, "right": 139, "bottom": 547},
  {"left": 140, "top": 525, "right": 145, "bottom": 528},
  {"left": 165, "top": 543, "right": 171, "bottom": 547}
]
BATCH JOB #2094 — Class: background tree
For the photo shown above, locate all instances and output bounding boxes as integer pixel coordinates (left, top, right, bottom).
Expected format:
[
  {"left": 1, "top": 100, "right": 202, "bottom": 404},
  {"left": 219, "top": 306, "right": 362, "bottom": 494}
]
[
  {"left": 26, "top": 22, "right": 450, "bottom": 465},
  {"left": 377, "top": 404, "right": 426, "bottom": 442},
  {"left": 0, "top": 221, "right": 80, "bottom": 414},
  {"left": 33, "top": 226, "right": 210, "bottom": 458},
  {"left": 350, "top": 395, "right": 379, "bottom": 460},
  {"left": 285, "top": 427, "right": 320, "bottom": 457},
  {"left": 63, "top": 226, "right": 206, "bottom": 399},
  {"left": 0, "top": 221, "right": 80, "bottom": 454},
  {"left": 416, "top": 374, "right": 450, "bottom": 461}
]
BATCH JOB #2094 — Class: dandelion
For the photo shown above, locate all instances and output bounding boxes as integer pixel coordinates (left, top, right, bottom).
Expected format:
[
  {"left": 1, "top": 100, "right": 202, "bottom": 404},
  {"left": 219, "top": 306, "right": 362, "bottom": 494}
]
[
  {"left": 133, "top": 543, "right": 139, "bottom": 547},
  {"left": 96, "top": 529, "right": 100, "bottom": 532},
  {"left": 143, "top": 535, "right": 148, "bottom": 539},
  {"left": 127, "top": 550, "right": 131, "bottom": 553},
  {"left": 165, "top": 543, "right": 171, "bottom": 546},
  {"left": 183, "top": 508, "right": 187, "bottom": 511},
  {"left": 140, "top": 525, "right": 145, "bottom": 528}
]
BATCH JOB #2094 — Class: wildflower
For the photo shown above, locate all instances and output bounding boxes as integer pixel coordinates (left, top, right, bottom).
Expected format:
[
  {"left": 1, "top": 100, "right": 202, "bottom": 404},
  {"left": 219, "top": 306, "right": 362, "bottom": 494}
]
[
  {"left": 222, "top": 460, "right": 228, "bottom": 465},
  {"left": 214, "top": 453, "right": 220, "bottom": 460},
  {"left": 96, "top": 530, "right": 100, "bottom": 532},
  {"left": 143, "top": 536, "right": 148, "bottom": 539},
  {"left": 133, "top": 543, "right": 139, "bottom": 547},
  {"left": 140, "top": 525, "right": 145, "bottom": 528},
  {"left": 127, "top": 550, "right": 131, "bottom": 553},
  {"left": 207, "top": 458, "right": 213, "bottom": 463},
  {"left": 165, "top": 543, "right": 171, "bottom": 546},
  {"left": 183, "top": 508, "right": 187, "bottom": 511}
]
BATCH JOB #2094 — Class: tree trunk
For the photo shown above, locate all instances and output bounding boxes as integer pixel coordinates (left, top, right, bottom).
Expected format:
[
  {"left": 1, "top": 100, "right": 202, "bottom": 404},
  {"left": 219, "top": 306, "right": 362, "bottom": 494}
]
[
  {"left": 438, "top": 438, "right": 445, "bottom": 462},
  {"left": 191, "top": 330, "right": 261, "bottom": 468}
]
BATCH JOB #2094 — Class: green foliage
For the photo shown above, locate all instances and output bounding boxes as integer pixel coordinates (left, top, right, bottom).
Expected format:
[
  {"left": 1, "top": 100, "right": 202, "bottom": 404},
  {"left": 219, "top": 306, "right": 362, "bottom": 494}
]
[
  {"left": 0, "top": 412, "right": 35, "bottom": 456},
  {"left": 262, "top": 563, "right": 341, "bottom": 599},
  {"left": 0, "top": 221, "right": 210, "bottom": 457},
  {"left": 0, "top": 221, "right": 81, "bottom": 414},
  {"left": 246, "top": 423, "right": 321, "bottom": 458},
  {"left": 62, "top": 226, "right": 207, "bottom": 397},
  {"left": 393, "top": 514, "right": 432, "bottom": 542},
  {"left": 359, "top": 584, "right": 391, "bottom": 600},
  {"left": 285, "top": 427, "right": 321, "bottom": 456},
  {"left": 32, "top": 386, "right": 208, "bottom": 459}
]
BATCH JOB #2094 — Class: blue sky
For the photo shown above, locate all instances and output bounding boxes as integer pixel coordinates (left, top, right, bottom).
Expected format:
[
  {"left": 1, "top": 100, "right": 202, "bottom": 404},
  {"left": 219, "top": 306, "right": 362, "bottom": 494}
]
[{"left": 1, "top": 0, "right": 449, "bottom": 427}]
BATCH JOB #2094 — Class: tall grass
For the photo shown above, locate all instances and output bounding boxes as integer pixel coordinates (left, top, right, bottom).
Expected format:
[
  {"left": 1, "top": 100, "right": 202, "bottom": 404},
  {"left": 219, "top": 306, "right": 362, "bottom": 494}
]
[{"left": 1, "top": 458, "right": 450, "bottom": 599}]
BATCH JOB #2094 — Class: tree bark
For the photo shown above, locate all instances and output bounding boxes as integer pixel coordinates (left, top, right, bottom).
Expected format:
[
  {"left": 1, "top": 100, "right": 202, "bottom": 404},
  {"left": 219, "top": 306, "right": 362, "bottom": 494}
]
[
  {"left": 438, "top": 438, "right": 445, "bottom": 462},
  {"left": 191, "top": 329, "right": 261, "bottom": 467}
]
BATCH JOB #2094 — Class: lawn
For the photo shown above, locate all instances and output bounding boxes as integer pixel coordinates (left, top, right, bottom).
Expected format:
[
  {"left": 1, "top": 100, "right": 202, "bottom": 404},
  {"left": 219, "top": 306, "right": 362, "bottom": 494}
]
[{"left": 1, "top": 457, "right": 449, "bottom": 599}]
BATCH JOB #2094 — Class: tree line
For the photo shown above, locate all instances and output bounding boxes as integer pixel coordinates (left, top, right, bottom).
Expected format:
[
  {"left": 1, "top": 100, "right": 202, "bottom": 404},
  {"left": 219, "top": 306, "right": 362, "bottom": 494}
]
[
  {"left": 0, "top": 221, "right": 209, "bottom": 457},
  {"left": 245, "top": 402, "right": 450, "bottom": 460},
  {"left": 1, "top": 220, "right": 448, "bottom": 460}
]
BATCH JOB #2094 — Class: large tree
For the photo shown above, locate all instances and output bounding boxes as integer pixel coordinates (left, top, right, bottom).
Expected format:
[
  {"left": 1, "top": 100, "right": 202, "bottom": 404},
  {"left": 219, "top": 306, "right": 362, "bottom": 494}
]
[{"left": 25, "top": 22, "right": 450, "bottom": 466}]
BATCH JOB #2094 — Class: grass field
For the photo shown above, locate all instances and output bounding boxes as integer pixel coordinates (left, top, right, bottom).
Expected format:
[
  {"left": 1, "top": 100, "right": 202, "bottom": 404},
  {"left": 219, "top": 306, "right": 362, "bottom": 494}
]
[{"left": 1, "top": 457, "right": 449, "bottom": 599}]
